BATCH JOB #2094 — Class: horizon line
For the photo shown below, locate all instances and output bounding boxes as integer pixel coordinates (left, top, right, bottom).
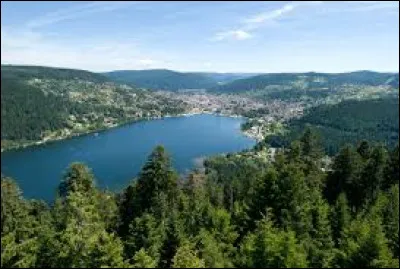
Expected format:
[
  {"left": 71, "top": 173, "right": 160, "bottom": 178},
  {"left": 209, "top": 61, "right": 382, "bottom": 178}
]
[{"left": 1, "top": 63, "right": 399, "bottom": 75}]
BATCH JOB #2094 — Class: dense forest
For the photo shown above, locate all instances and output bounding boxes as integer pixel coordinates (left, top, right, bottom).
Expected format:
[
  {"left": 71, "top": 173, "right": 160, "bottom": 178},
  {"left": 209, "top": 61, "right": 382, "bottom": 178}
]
[
  {"left": 2, "top": 130, "right": 399, "bottom": 268},
  {"left": 266, "top": 98, "right": 399, "bottom": 155}
]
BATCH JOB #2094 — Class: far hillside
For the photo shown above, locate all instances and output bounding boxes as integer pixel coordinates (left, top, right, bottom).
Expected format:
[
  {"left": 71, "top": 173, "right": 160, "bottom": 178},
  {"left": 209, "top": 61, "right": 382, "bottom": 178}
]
[
  {"left": 209, "top": 71, "right": 399, "bottom": 104},
  {"left": 266, "top": 98, "right": 399, "bottom": 155},
  {"left": 210, "top": 71, "right": 399, "bottom": 93},
  {"left": 103, "top": 69, "right": 257, "bottom": 91},
  {"left": 1, "top": 64, "right": 110, "bottom": 83},
  {"left": 1, "top": 65, "right": 187, "bottom": 151}
]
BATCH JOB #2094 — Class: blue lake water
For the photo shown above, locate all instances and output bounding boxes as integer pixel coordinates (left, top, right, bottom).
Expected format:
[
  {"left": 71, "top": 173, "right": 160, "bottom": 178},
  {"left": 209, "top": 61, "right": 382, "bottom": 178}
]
[{"left": 1, "top": 114, "right": 255, "bottom": 202}]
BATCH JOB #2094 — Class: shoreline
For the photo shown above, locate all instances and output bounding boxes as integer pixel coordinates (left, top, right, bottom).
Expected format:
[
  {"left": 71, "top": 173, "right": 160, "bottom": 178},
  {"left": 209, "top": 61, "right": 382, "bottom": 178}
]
[{"left": 1, "top": 111, "right": 257, "bottom": 153}]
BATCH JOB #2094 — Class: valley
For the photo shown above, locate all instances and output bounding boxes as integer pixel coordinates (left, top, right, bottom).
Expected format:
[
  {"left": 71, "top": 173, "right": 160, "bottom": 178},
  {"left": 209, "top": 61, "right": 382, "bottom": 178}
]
[
  {"left": 1, "top": 65, "right": 399, "bottom": 153},
  {"left": 2, "top": 2, "right": 399, "bottom": 268}
]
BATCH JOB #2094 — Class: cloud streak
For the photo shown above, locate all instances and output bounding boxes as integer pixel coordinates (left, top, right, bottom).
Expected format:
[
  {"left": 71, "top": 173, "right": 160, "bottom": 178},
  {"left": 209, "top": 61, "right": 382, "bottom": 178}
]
[
  {"left": 1, "top": 26, "right": 168, "bottom": 72},
  {"left": 212, "top": 1, "right": 323, "bottom": 41},
  {"left": 243, "top": 3, "right": 296, "bottom": 28},
  {"left": 213, "top": 30, "right": 253, "bottom": 41},
  {"left": 26, "top": 1, "right": 138, "bottom": 29}
]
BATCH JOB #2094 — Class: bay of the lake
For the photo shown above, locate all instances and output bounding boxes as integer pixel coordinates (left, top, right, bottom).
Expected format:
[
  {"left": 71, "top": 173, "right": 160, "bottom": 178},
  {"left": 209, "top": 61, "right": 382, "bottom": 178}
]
[{"left": 1, "top": 114, "right": 256, "bottom": 202}]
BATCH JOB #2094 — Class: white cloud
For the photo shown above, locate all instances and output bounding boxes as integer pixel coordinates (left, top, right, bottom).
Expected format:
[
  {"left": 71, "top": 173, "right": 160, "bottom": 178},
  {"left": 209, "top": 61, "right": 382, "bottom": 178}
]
[
  {"left": 318, "top": 1, "right": 398, "bottom": 14},
  {"left": 1, "top": 26, "right": 165, "bottom": 72},
  {"left": 1, "top": 1, "right": 170, "bottom": 71},
  {"left": 138, "top": 59, "right": 157, "bottom": 66},
  {"left": 213, "top": 30, "right": 253, "bottom": 41},
  {"left": 26, "top": 1, "right": 138, "bottom": 29},
  {"left": 204, "top": 62, "right": 213, "bottom": 68},
  {"left": 213, "top": 1, "right": 323, "bottom": 41},
  {"left": 244, "top": 3, "right": 295, "bottom": 26}
]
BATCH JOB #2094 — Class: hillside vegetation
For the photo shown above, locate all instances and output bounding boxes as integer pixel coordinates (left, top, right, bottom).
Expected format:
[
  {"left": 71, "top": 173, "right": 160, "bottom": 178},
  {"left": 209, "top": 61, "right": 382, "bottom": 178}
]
[
  {"left": 1, "top": 65, "right": 188, "bottom": 151},
  {"left": 266, "top": 98, "right": 399, "bottom": 155},
  {"left": 211, "top": 71, "right": 399, "bottom": 93},
  {"left": 104, "top": 69, "right": 218, "bottom": 91},
  {"left": 209, "top": 71, "right": 399, "bottom": 105},
  {"left": 103, "top": 69, "right": 258, "bottom": 91}
]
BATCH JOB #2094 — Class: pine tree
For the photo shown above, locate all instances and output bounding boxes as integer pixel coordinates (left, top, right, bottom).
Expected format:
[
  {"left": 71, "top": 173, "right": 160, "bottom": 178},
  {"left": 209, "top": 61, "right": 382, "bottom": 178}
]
[
  {"left": 325, "top": 145, "right": 363, "bottom": 209},
  {"left": 383, "top": 144, "right": 399, "bottom": 189},
  {"left": 360, "top": 145, "right": 389, "bottom": 203},
  {"left": 357, "top": 140, "right": 371, "bottom": 159},
  {"left": 125, "top": 213, "right": 165, "bottom": 264},
  {"left": 335, "top": 216, "right": 398, "bottom": 268},
  {"left": 131, "top": 145, "right": 178, "bottom": 217},
  {"left": 1, "top": 178, "right": 41, "bottom": 268},
  {"left": 131, "top": 248, "right": 157, "bottom": 268},
  {"left": 58, "top": 162, "right": 95, "bottom": 198},
  {"left": 330, "top": 192, "right": 351, "bottom": 246},
  {"left": 48, "top": 164, "right": 128, "bottom": 268},
  {"left": 239, "top": 216, "right": 308, "bottom": 268},
  {"left": 306, "top": 190, "right": 335, "bottom": 268},
  {"left": 172, "top": 241, "right": 205, "bottom": 268}
]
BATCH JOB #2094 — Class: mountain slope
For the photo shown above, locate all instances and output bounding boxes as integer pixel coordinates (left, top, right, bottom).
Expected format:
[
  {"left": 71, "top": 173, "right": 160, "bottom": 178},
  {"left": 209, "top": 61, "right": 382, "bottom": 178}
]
[
  {"left": 1, "top": 65, "right": 187, "bottom": 151},
  {"left": 210, "top": 71, "right": 400, "bottom": 94},
  {"left": 267, "top": 97, "right": 399, "bottom": 155},
  {"left": 1, "top": 64, "right": 110, "bottom": 83},
  {"left": 103, "top": 69, "right": 259, "bottom": 91},
  {"left": 103, "top": 69, "right": 217, "bottom": 91}
]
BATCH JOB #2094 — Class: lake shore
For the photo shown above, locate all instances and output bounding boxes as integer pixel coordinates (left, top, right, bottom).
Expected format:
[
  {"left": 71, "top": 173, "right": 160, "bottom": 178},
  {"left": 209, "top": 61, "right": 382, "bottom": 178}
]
[{"left": 1, "top": 111, "right": 256, "bottom": 153}]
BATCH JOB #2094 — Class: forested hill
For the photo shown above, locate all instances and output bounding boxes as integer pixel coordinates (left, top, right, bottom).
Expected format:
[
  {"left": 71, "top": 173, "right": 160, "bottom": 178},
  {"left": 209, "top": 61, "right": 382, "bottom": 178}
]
[
  {"left": 102, "top": 69, "right": 257, "bottom": 91},
  {"left": 209, "top": 71, "right": 400, "bottom": 94},
  {"left": 1, "top": 64, "right": 110, "bottom": 83},
  {"left": 103, "top": 69, "right": 217, "bottom": 91},
  {"left": 266, "top": 97, "right": 399, "bottom": 155},
  {"left": 1, "top": 65, "right": 188, "bottom": 151}
]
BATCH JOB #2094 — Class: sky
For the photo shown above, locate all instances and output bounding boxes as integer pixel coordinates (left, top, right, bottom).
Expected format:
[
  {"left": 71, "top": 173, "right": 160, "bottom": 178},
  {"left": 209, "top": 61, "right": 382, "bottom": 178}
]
[{"left": 1, "top": 1, "right": 399, "bottom": 73}]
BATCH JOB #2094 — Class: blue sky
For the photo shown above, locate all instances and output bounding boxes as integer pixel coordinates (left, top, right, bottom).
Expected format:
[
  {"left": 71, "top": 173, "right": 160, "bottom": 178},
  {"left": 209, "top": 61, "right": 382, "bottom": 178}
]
[{"left": 1, "top": 1, "right": 399, "bottom": 73}]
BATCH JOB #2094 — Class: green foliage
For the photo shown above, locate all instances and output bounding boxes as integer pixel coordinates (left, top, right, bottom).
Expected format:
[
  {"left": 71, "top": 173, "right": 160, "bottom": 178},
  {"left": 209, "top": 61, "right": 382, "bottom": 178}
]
[
  {"left": 135, "top": 145, "right": 178, "bottom": 214},
  {"left": 172, "top": 241, "right": 205, "bottom": 268},
  {"left": 210, "top": 71, "right": 399, "bottom": 95},
  {"left": 1, "top": 65, "right": 188, "bottom": 151},
  {"left": 383, "top": 144, "right": 399, "bottom": 189},
  {"left": 2, "top": 142, "right": 399, "bottom": 268},
  {"left": 330, "top": 193, "right": 351, "bottom": 246},
  {"left": 58, "top": 162, "right": 96, "bottom": 197},
  {"left": 131, "top": 248, "right": 157, "bottom": 268},
  {"left": 1, "top": 178, "right": 42, "bottom": 268},
  {"left": 239, "top": 215, "right": 308, "bottom": 268},
  {"left": 334, "top": 216, "right": 398, "bottom": 268},
  {"left": 104, "top": 69, "right": 219, "bottom": 91},
  {"left": 269, "top": 98, "right": 399, "bottom": 155}
]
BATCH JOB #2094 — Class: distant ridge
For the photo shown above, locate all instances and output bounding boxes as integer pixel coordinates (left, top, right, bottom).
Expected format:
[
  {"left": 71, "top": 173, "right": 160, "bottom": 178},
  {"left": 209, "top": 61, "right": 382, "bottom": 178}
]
[
  {"left": 1, "top": 64, "right": 110, "bottom": 83},
  {"left": 209, "top": 70, "right": 400, "bottom": 93},
  {"left": 102, "top": 69, "right": 258, "bottom": 91}
]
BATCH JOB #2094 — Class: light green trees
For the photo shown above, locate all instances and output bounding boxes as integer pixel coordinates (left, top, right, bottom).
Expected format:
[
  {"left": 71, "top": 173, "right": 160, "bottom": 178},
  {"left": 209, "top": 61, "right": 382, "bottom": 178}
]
[
  {"left": 1, "top": 177, "right": 41, "bottom": 268},
  {"left": 47, "top": 163, "right": 129, "bottom": 268},
  {"left": 172, "top": 241, "right": 205, "bottom": 268},
  {"left": 239, "top": 216, "right": 308, "bottom": 268}
]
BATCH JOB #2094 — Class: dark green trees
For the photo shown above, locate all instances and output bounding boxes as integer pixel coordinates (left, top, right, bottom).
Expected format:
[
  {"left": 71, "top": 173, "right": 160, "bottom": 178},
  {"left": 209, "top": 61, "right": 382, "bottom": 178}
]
[
  {"left": 1, "top": 178, "right": 41, "bottom": 268},
  {"left": 239, "top": 216, "right": 308, "bottom": 268},
  {"left": 1, "top": 141, "right": 399, "bottom": 268},
  {"left": 134, "top": 145, "right": 178, "bottom": 215},
  {"left": 47, "top": 163, "right": 128, "bottom": 268}
]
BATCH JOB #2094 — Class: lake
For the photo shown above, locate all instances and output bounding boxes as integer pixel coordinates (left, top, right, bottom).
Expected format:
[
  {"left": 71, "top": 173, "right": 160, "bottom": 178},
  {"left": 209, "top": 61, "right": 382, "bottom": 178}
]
[{"left": 1, "top": 114, "right": 256, "bottom": 202}]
